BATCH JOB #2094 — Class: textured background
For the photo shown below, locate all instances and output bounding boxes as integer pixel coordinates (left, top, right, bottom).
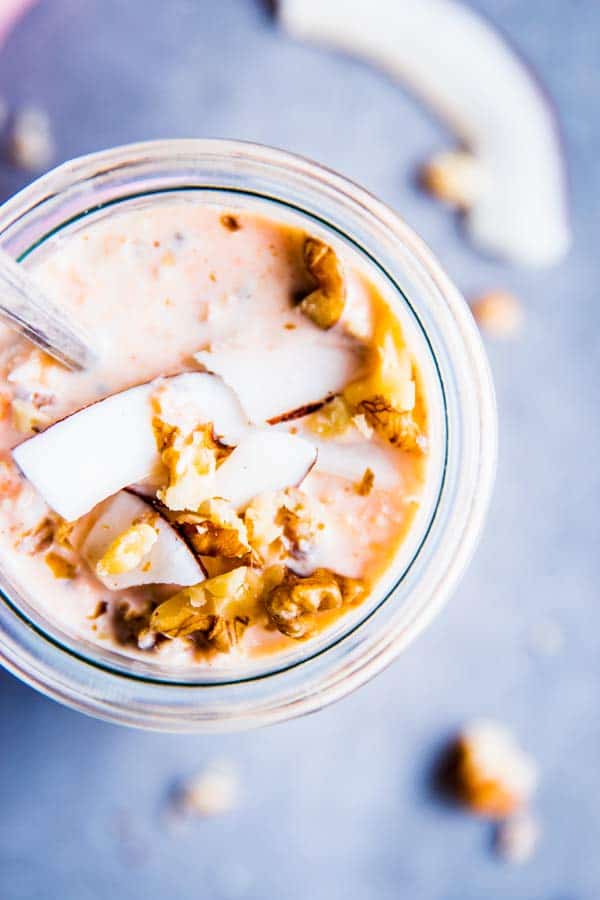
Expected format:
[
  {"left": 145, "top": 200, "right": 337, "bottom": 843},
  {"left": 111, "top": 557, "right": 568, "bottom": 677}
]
[{"left": 0, "top": 2, "right": 598, "bottom": 898}]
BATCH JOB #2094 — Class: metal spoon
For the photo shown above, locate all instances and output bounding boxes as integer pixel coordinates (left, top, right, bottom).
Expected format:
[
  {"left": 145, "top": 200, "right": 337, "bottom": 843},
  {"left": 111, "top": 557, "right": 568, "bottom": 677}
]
[{"left": 0, "top": 248, "right": 96, "bottom": 370}]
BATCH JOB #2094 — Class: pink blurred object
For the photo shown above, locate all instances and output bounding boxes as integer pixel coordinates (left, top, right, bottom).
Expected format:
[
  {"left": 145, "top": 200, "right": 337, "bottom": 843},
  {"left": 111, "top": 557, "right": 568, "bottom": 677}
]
[{"left": 0, "top": 0, "right": 36, "bottom": 46}]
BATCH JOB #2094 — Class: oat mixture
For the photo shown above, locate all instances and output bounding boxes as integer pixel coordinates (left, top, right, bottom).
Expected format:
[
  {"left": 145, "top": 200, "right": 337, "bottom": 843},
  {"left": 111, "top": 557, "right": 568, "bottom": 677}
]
[{"left": 0, "top": 203, "right": 428, "bottom": 667}]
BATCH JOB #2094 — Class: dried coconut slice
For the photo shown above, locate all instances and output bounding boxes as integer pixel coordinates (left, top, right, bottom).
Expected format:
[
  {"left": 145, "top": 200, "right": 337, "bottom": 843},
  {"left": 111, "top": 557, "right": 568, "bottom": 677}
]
[
  {"left": 214, "top": 430, "right": 317, "bottom": 510},
  {"left": 272, "top": 415, "right": 401, "bottom": 489},
  {"left": 279, "top": 0, "right": 570, "bottom": 267},
  {"left": 195, "top": 330, "right": 362, "bottom": 423},
  {"left": 79, "top": 490, "right": 205, "bottom": 591},
  {"left": 12, "top": 372, "right": 248, "bottom": 520}
]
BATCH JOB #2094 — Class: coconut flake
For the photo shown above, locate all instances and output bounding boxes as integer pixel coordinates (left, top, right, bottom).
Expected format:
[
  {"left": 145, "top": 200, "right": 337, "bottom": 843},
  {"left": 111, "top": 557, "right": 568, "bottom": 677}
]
[{"left": 279, "top": 0, "right": 570, "bottom": 267}]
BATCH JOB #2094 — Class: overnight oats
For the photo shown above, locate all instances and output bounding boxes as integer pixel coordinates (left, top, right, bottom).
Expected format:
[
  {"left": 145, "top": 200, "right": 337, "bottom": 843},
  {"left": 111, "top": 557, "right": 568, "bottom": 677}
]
[{"left": 0, "top": 201, "right": 430, "bottom": 669}]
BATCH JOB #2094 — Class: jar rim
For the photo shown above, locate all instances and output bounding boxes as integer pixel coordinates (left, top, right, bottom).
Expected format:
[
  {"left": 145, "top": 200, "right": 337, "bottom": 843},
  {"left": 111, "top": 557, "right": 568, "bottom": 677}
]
[{"left": 0, "top": 139, "right": 496, "bottom": 731}]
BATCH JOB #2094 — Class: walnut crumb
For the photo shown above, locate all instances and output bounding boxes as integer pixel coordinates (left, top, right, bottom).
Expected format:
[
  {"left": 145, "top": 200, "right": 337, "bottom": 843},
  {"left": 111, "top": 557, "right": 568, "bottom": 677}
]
[
  {"left": 471, "top": 290, "right": 524, "bottom": 339},
  {"left": 441, "top": 720, "right": 538, "bottom": 819},
  {"left": 357, "top": 397, "right": 421, "bottom": 451},
  {"left": 356, "top": 467, "right": 375, "bottom": 496},
  {"left": 264, "top": 567, "right": 364, "bottom": 639},
  {"left": 45, "top": 551, "right": 77, "bottom": 579},
  {"left": 174, "top": 498, "right": 250, "bottom": 560},
  {"left": 298, "top": 237, "right": 346, "bottom": 329},
  {"left": 420, "top": 149, "right": 486, "bottom": 208},
  {"left": 17, "top": 516, "right": 56, "bottom": 554},
  {"left": 220, "top": 214, "right": 241, "bottom": 232},
  {"left": 176, "top": 762, "right": 240, "bottom": 817},
  {"left": 88, "top": 601, "right": 108, "bottom": 620}
]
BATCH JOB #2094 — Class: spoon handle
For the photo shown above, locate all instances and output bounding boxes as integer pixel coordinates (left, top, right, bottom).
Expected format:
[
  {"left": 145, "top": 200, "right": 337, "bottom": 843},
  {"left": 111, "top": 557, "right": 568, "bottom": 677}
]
[{"left": 0, "top": 249, "right": 96, "bottom": 370}]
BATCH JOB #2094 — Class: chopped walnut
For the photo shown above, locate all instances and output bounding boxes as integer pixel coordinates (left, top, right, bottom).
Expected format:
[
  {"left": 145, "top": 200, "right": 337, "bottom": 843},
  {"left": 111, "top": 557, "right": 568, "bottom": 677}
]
[
  {"left": 336, "top": 575, "right": 366, "bottom": 605},
  {"left": 151, "top": 567, "right": 254, "bottom": 651},
  {"left": 88, "top": 601, "right": 108, "bottom": 620},
  {"left": 220, "top": 214, "right": 241, "bottom": 232},
  {"left": 356, "top": 467, "right": 375, "bottom": 496},
  {"left": 174, "top": 498, "right": 250, "bottom": 559},
  {"left": 202, "top": 615, "right": 250, "bottom": 653},
  {"left": 11, "top": 398, "right": 51, "bottom": 435},
  {"left": 307, "top": 396, "right": 353, "bottom": 438},
  {"left": 470, "top": 290, "right": 524, "bottom": 339},
  {"left": 8, "top": 105, "right": 55, "bottom": 172},
  {"left": 176, "top": 762, "right": 240, "bottom": 817},
  {"left": 0, "top": 455, "right": 21, "bottom": 499},
  {"left": 275, "top": 492, "right": 318, "bottom": 560},
  {"left": 54, "top": 518, "right": 76, "bottom": 549},
  {"left": 264, "top": 567, "right": 363, "bottom": 639},
  {"left": 356, "top": 397, "right": 421, "bottom": 451},
  {"left": 345, "top": 331, "right": 416, "bottom": 414},
  {"left": 0, "top": 392, "right": 12, "bottom": 420},
  {"left": 420, "top": 149, "right": 487, "bottom": 209},
  {"left": 153, "top": 417, "right": 220, "bottom": 511},
  {"left": 45, "top": 551, "right": 76, "bottom": 579},
  {"left": 16, "top": 515, "right": 56, "bottom": 554},
  {"left": 245, "top": 488, "right": 318, "bottom": 565},
  {"left": 151, "top": 597, "right": 212, "bottom": 640},
  {"left": 7, "top": 349, "right": 59, "bottom": 429},
  {"left": 95, "top": 519, "right": 158, "bottom": 578},
  {"left": 298, "top": 237, "right": 346, "bottom": 329},
  {"left": 112, "top": 601, "right": 154, "bottom": 647},
  {"left": 443, "top": 720, "right": 538, "bottom": 819}
]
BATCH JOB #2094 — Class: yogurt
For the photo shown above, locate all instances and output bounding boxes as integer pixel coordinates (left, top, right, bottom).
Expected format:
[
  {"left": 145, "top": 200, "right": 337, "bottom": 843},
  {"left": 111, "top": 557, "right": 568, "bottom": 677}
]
[{"left": 0, "top": 201, "right": 428, "bottom": 667}]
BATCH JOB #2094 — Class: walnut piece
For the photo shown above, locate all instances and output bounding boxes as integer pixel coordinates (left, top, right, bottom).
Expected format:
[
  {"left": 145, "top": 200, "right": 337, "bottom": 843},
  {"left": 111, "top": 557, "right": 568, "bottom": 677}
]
[
  {"left": 356, "top": 467, "right": 375, "bottom": 496},
  {"left": 245, "top": 488, "right": 318, "bottom": 566},
  {"left": 11, "top": 398, "right": 51, "bottom": 435},
  {"left": 174, "top": 498, "right": 250, "bottom": 559},
  {"left": 96, "top": 519, "right": 158, "bottom": 578},
  {"left": 343, "top": 329, "right": 423, "bottom": 450},
  {"left": 356, "top": 397, "right": 421, "bottom": 451},
  {"left": 0, "top": 456, "right": 21, "bottom": 500},
  {"left": 17, "top": 515, "right": 57, "bottom": 554},
  {"left": 150, "top": 567, "right": 253, "bottom": 651},
  {"left": 345, "top": 332, "right": 416, "bottom": 413},
  {"left": 470, "top": 290, "right": 524, "bottom": 339},
  {"left": 220, "top": 214, "right": 241, "bottom": 232},
  {"left": 8, "top": 106, "right": 55, "bottom": 172},
  {"left": 112, "top": 601, "right": 154, "bottom": 647},
  {"left": 176, "top": 761, "right": 240, "bottom": 817},
  {"left": 153, "top": 418, "right": 220, "bottom": 511},
  {"left": 298, "top": 237, "right": 346, "bottom": 329},
  {"left": 420, "top": 149, "right": 486, "bottom": 208},
  {"left": 264, "top": 567, "right": 364, "bottom": 639},
  {"left": 307, "top": 396, "right": 354, "bottom": 438},
  {"left": 445, "top": 720, "right": 538, "bottom": 819},
  {"left": 44, "top": 551, "right": 76, "bottom": 579}
]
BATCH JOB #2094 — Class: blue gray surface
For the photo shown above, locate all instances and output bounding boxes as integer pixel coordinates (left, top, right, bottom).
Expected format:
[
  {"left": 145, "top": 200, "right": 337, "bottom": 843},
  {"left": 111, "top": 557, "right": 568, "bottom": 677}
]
[{"left": 0, "top": 1, "right": 598, "bottom": 898}]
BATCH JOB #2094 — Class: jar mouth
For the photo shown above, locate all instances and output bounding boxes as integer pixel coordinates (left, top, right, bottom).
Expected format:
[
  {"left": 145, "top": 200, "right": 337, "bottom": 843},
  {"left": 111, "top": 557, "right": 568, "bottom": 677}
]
[{"left": 0, "top": 140, "right": 496, "bottom": 729}]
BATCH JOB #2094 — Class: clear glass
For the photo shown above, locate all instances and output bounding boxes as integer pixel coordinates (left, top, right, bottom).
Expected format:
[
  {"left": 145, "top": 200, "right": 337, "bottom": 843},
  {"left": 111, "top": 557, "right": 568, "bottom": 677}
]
[{"left": 0, "top": 140, "right": 496, "bottom": 732}]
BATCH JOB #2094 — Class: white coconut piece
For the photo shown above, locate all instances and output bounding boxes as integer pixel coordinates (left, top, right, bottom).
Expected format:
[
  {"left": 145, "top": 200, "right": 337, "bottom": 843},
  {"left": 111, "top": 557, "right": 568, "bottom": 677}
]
[
  {"left": 305, "top": 436, "right": 398, "bottom": 489},
  {"left": 214, "top": 430, "right": 317, "bottom": 510},
  {"left": 80, "top": 491, "right": 205, "bottom": 590},
  {"left": 271, "top": 414, "right": 401, "bottom": 489},
  {"left": 195, "top": 330, "right": 362, "bottom": 423},
  {"left": 279, "top": 0, "right": 570, "bottom": 267},
  {"left": 12, "top": 372, "right": 248, "bottom": 520}
]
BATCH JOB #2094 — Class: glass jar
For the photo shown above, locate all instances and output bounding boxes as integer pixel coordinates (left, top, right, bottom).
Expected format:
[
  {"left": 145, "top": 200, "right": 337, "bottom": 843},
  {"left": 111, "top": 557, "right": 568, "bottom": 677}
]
[{"left": 0, "top": 140, "right": 496, "bottom": 731}]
